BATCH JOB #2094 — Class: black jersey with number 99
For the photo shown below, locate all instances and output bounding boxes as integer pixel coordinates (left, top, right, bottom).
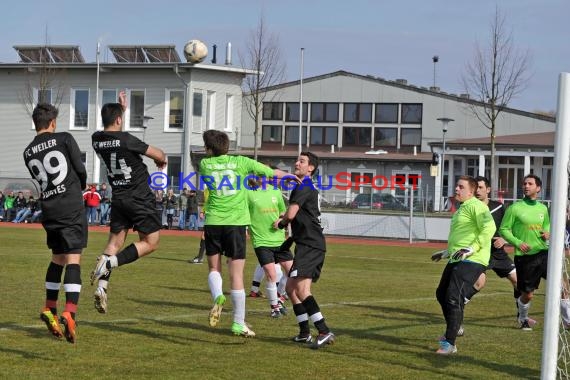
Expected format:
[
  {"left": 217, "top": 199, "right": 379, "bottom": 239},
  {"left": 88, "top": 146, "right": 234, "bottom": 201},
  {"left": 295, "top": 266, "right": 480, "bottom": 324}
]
[{"left": 23, "top": 132, "right": 87, "bottom": 222}]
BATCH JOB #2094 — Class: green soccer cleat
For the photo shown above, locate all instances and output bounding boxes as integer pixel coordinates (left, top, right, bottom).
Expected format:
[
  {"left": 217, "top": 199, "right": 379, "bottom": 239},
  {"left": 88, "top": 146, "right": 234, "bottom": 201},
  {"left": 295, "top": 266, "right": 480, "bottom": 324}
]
[
  {"left": 231, "top": 322, "right": 256, "bottom": 337},
  {"left": 208, "top": 294, "right": 226, "bottom": 327},
  {"left": 40, "top": 308, "right": 63, "bottom": 339}
]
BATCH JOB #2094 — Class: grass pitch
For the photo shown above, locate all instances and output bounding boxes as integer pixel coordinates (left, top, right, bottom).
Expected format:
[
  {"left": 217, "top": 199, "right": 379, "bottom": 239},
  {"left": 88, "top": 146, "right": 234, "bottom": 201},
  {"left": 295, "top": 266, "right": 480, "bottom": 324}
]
[{"left": 0, "top": 226, "right": 543, "bottom": 379}]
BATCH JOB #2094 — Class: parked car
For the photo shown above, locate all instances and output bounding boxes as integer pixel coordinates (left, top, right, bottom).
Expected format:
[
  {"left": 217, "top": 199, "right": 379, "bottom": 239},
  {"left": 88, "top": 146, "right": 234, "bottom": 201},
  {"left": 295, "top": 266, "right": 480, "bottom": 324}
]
[{"left": 351, "top": 193, "right": 407, "bottom": 210}]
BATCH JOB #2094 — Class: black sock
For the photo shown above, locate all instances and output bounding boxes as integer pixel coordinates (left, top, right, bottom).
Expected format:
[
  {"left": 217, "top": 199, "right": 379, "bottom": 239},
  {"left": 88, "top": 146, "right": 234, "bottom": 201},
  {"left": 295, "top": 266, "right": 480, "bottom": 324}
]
[
  {"left": 252, "top": 281, "right": 261, "bottom": 288},
  {"left": 63, "top": 264, "right": 81, "bottom": 320},
  {"left": 112, "top": 243, "right": 139, "bottom": 268},
  {"left": 45, "top": 262, "right": 64, "bottom": 315},
  {"left": 198, "top": 240, "right": 205, "bottom": 259},
  {"left": 293, "top": 303, "right": 311, "bottom": 336},
  {"left": 302, "top": 295, "right": 330, "bottom": 334},
  {"left": 514, "top": 288, "right": 521, "bottom": 299}
]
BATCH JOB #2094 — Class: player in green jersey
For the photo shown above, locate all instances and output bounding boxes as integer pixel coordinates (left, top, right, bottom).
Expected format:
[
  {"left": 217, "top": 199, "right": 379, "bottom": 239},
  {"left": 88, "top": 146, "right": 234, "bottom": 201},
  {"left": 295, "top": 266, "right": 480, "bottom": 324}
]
[
  {"left": 500, "top": 174, "right": 551, "bottom": 331},
  {"left": 433, "top": 176, "right": 496, "bottom": 354},
  {"left": 199, "top": 130, "right": 290, "bottom": 337}
]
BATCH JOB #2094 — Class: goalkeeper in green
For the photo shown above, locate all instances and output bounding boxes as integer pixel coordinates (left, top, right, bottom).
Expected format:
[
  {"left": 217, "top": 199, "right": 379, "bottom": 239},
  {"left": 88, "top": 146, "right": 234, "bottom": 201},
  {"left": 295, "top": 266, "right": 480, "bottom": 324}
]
[{"left": 433, "top": 176, "right": 496, "bottom": 354}]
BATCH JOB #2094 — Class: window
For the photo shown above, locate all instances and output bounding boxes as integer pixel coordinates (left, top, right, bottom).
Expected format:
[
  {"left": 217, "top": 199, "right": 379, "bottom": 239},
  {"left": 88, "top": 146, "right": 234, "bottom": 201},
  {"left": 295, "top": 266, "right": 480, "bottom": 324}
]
[
  {"left": 374, "top": 128, "right": 397, "bottom": 147},
  {"left": 401, "top": 103, "right": 423, "bottom": 124},
  {"left": 401, "top": 128, "right": 422, "bottom": 146},
  {"left": 262, "top": 102, "right": 283, "bottom": 120},
  {"left": 97, "top": 89, "right": 118, "bottom": 130},
  {"left": 310, "top": 127, "right": 338, "bottom": 145},
  {"left": 206, "top": 91, "right": 216, "bottom": 130},
  {"left": 166, "top": 156, "right": 182, "bottom": 192},
  {"left": 343, "top": 127, "right": 371, "bottom": 146},
  {"left": 262, "top": 125, "right": 282, "bottom": 143},
  {"left": 375, "top": 103, "right": 398, "bottom": 123},
  {"left": 70, "top": 89, "right": 89, "bottom": 129},
  {"left": 311, "top": 103, "right": 339, "bottom": 122},
  {"left": 344, "top": 103, "right": 372, "bottom": 123},
  {"left": 128, "top": 90, "right": 145, "bottom": 129},
  {"left": 193, "top": 92, "right": 203, "bottom": 116},
  {"left": 285, "top": 126, "right": 307, "bottom": 145},
  {"left": 225, "top": 94, "right": 233, "bottom": 131},
  {"left": 166, "top": 90, "right": 184, "bottom": 129},
  {"left": 285, "top": 102, "right": 308, "bottom": 122}
]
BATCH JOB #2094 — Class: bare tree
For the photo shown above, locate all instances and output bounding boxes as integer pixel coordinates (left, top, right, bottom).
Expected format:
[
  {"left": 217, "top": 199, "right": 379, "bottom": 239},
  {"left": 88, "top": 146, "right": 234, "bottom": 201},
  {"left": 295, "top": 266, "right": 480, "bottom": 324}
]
[
  {"left": 239, "top": 15, "right": 286, "bottom": 159},
  {"left": 462, "top": 6, "right": 530, "bottom": 192},
  {"left": 18, "top": 31, "right": 67, "bottom": 116}
]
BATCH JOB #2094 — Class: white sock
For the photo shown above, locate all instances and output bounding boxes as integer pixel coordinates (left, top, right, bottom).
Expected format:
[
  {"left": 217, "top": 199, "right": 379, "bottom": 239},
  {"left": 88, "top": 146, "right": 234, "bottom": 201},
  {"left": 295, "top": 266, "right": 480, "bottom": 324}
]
[
  {"left": 208, "top": 271, "right": 223, "bottom": 301},
  {"left": 109, "top": 255, "right": 118, "bottom": 268},
  {"left": 275, "top": 264, "right": 283, "bottom": 280},
  {"left": 266, "top": 282, "right": 278, "bottom": 307},
  {"left": 253, "top": 264, "right": 265, "bottom": 283},
  {"left": 277, "top": 272, "right": 287, "bottom": 296},
  {"left": 561, "top": 299, "right": 570, "bottom": 324},
  {"left": 231, "top": 289, "right": 246, "bottom": 325},
  {"left": 517, "top": 297, "right": 531, "bottom": 322}
]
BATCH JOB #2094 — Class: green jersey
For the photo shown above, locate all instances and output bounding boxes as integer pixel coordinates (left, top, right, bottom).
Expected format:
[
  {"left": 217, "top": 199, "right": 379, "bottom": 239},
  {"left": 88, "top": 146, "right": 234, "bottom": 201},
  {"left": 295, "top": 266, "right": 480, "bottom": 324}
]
[
  {"left": 199, "top": 155, "right": 273, "bottom": 226},
  {"left": 447, "top": 197, "right": 496, "bottom": 266},
  {"left": 499, "top": 198, "right": 550, "bottom": 256},
  {"left": 247, "top": 188, "right": 287, "bottom": 248}
]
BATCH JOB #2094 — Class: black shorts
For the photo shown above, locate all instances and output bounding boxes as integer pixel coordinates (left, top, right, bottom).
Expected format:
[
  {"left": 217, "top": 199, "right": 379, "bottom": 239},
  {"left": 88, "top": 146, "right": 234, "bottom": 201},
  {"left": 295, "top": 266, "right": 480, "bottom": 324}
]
[
  {"left": 43, "top": 212, "right": 87, "bottom": 253},
  {"left": 290, "top": 243, "right": 325, "bottom": 282},
  {"left": 254, "top": 246, "right": 294, "bottom": 266},
  {"left": 110, "top": 196, "right": 161, "bottom": 235},
  {"left": 514, "top": 250, "right": 548, "bottom": 293},
  {"left": 488, "top": 252, "right": 516, "bottom": 278},
  {"left": 436, "top": 261, "right": 486, "bottom": 307},
  {"left": 204, "top": 225, "right": 247, "bottom": 259}
]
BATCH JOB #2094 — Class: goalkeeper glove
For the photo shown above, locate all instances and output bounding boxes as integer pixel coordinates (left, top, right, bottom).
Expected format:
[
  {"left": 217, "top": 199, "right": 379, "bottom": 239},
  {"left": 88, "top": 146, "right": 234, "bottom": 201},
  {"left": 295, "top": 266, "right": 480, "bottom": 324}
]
[
  {"left": 431, "top": 250, "right": 449, "bottom": 262},
  {"left": 451, "top": 247, "right": 474, "bottom": 261}
]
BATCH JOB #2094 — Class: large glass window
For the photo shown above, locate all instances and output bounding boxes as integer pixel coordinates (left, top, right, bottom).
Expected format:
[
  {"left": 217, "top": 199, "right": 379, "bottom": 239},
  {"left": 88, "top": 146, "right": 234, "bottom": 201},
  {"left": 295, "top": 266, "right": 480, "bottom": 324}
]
[
  {"left": 262, "top": 125, "right": 282, "bottom": 143},
  {"left": 71, "top": 89, "right": 89, "bottom": 129},
  {"left": 344, "top": 103, "right": 372, "bottom": 123},
  {"left": 128, "top": 90, "right": 145, "bottom": 129},
  {"left": 401, "top": 103, "right": 423, "bottom": 124},
  {"left": 374, "top": 128, "right": 397, "bottom": 147},
  {"left": 401, "top": 128, "right": 422, "bottom": 146},
  {"left": 311, "top": 103, "right": 339, "bottom": 122},
  {"left": 285, "top": 102, "right": 308, "bottom": 122},
  {"left": 166, "top": 90, "right": 184, "bottom": 129},
  {"left": 193, "top": 92, "right": 203, "bottom": 116},
  {"left": 343, "top": 127, "right": 371, "bottom": 146},
  {"left": 262, "top": 102, "right": 283, "bottom": 120},
  {"left": 167, "top": 156, "right": 182, "bottom": 192},
  {"left": 102, "top": 89, "right": 117, "bottom": 105},
  {"left": 310, "top": 127, "right": 338, "bottom": 145},
  {"left": 375, "top": 103, "right": 398, "bottom": 123},
  {"left": 285, "top": 126, "right": 307, "bottom": 145}
]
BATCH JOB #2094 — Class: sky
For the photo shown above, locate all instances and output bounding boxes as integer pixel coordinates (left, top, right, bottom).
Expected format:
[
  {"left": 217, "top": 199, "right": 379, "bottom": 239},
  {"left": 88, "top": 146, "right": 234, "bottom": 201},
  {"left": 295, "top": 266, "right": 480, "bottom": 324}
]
[{"left": 1, "top": 0, "right": 568, "bottom": 113}]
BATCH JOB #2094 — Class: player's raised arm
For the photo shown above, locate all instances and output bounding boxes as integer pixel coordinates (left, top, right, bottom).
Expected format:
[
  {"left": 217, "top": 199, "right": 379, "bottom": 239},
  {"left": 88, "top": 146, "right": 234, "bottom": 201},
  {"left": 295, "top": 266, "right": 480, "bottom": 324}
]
[{"left": 145, "top": 145, "right": 167, "bottom": 169}]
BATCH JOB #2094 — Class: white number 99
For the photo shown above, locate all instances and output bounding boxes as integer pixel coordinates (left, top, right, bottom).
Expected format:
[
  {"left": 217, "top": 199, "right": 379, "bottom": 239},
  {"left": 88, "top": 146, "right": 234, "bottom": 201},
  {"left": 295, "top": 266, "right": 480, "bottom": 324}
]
[{"left": 28, "top": 151, "right": 68, "bottom": 191}]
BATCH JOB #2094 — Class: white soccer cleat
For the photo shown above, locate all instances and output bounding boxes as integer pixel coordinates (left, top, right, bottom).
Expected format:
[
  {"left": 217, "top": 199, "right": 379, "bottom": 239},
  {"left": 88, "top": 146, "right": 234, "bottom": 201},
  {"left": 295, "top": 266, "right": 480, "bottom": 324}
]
[
  {"left": 90, "top": 255, "right": 110, "bottom": 285},
  {"left": 94, "top": 286, "right": 108, "bottom": 314}
]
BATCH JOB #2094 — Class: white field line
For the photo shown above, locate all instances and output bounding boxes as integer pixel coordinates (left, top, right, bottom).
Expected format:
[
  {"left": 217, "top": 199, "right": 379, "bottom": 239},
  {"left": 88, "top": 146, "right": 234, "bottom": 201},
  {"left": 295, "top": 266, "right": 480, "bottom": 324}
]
[{"left": 0, "top": 292, "right": 507, "bottom": 333}]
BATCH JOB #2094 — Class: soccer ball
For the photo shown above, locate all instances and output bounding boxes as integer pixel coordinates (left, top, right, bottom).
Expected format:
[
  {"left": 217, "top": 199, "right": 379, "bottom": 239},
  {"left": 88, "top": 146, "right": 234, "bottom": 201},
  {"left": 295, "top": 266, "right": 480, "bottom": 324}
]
[{"left": 183, "top": 40, "right": 208, "bottom": 63}]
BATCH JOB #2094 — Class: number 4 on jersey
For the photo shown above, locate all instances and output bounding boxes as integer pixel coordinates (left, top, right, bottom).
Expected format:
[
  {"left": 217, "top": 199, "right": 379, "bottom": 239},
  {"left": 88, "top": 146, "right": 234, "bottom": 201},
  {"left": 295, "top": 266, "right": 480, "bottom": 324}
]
[{"left": 99, "top": 152, "right": 132, "bottom": 179}]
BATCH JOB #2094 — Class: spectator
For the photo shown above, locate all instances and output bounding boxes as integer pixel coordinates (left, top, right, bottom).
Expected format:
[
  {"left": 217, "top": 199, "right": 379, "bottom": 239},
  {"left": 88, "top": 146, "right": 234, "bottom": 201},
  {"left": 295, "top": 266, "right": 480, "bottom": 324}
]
[
  {"left": 12, "top": 192, "right": 27, "bottom": 222},
  {"left": 155, "top": 190, "right": 165, "bottom": 227},
  {"left": 187, "top": 190, "right": 199, "bottom": 231},
  {"left": 98, "top": 183, "right": 112, "bottom": 226},
  {"left": 4, "top": 192, "right": 15, "bottom": 221},
  {"left": 163, "top": 188, "right": 177, "bottom": 230},
  {"left": 0, "top": 191, "right": 5, "bottom": 221},
  {"left": 178, "top": 188, "right": 188, "bottom": 230},
  {"left": 83, "top": 185, "right": 101, "bottom": 225},
  {"left": 14, "top": 195, "right": 35, "bottom": 223},
  {"left": 30, "top": 199, "right": 43, "bottom": 223}
]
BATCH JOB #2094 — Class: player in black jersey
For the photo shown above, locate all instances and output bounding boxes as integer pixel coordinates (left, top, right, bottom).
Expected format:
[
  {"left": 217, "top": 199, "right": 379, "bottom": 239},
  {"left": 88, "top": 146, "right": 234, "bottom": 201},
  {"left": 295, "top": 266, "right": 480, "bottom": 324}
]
[
  {"left": 90, "top": 91, "right": 167, "bottom": 314},
  {"left": 274, "top": 152, "right": 334, "bottom": 349},
  {"left": 23, "top": 103, "right": 87, "bottom": 343}
]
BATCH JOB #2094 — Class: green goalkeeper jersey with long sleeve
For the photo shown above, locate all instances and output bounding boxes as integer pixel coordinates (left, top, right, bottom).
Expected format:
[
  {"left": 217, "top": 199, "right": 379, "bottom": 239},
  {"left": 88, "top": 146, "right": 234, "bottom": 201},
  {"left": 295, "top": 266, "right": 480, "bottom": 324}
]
[{"left": 447, "top": 196, "right": 496, "bottom": 266}]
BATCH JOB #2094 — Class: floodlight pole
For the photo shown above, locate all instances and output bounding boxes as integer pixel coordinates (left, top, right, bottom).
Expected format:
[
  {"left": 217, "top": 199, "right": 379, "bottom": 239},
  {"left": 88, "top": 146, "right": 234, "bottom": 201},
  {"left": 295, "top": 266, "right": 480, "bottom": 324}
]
[
  {"left": 437, "top": 117, "right": 453, "bottom": 212},
  {"left": 298, "top": 48, "right": 304, "bottom": 156}
]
